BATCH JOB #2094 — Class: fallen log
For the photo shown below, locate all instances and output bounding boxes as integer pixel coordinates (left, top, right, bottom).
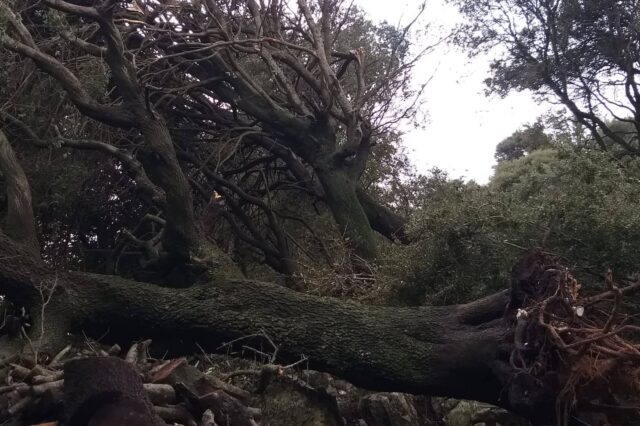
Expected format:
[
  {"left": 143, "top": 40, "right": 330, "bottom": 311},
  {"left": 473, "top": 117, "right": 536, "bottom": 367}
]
[{"left": 2, "top": 230, "right": 640, "bottom": 424}]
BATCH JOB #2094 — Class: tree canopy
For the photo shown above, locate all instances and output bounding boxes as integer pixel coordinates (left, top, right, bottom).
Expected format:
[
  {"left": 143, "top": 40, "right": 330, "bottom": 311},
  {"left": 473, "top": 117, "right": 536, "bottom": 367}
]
[
  {"left": 0, "top": 0, "right": 426, "bottom": 286},
  {"left": 454, "top": 0, "right": 640, "bottom": 153}
]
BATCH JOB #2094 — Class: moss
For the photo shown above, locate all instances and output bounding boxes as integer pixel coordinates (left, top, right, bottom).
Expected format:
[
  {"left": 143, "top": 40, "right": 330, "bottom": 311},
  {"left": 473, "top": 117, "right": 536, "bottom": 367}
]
[{"left": 317, "top": 169, "right": 379, "bottom": 261}]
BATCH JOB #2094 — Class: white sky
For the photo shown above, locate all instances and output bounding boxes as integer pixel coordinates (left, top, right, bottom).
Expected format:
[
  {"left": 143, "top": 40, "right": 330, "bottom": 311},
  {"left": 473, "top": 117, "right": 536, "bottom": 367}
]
[{"left": 357, "top": 0, "right": 551, "bottom": 183}]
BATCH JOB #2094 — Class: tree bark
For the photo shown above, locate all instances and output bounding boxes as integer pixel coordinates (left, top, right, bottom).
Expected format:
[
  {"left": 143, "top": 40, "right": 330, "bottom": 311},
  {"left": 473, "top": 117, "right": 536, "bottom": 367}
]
[
  {"left": 237, "top": 129, "right": 411, "bottom": 245},
  {"left": 315, "top": 168, "right": 380, "bottom": 260},
  {"left": 137, "top": 118, "right": 197, "bottom": 263},
  {"left": 356, "top": 188, "right": 411, "bottom": 244},
  {"left": 0, "top": 130, "right": 39, "bottom": 258},
  {"left": 0, "top": 231, "right": 531, "bottom": 418},
  {"left": 64, "top": 357, "right": 165, "bottom": 425}
]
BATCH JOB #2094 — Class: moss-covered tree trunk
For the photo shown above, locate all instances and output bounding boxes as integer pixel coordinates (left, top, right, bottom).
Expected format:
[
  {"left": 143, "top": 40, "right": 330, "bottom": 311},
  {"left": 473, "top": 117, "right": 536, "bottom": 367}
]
[
  {"left": 137, "top": 117, "right": 197, "bottom": 262},
  {"left": 316, "top": 168, "right": 380, "bottom": 260},
  {"left": 0, "top": 230, "right": 553, "bottom": 421},
  {"left": 356, "top": 187, "right": 411, "bottom": 244}
]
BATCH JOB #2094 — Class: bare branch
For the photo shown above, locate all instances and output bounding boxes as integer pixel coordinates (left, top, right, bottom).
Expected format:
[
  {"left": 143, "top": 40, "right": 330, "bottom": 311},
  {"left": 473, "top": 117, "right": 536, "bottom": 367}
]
[
  {"left": 60, "top": 31, "right": 107, "bottom": 57},
  {"left": 43, "top": 0, "right": 102, "bottom": 21},
  {"left": 297, "top": 0, "right": 355, "bottom": 120},
  {"left": 2, "top": 112, "right": 166, "bottom": 207},
  {"left": 0, "top": 2, "right": 37, "bottom": 48},
  {"left": 0, "top": 34, "right": 134, "bottom": 128}
]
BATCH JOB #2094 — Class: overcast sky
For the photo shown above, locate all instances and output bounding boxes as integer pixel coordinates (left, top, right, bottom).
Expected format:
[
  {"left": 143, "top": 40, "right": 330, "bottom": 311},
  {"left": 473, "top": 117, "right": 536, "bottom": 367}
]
[{"left": 357, "top": 0, "right": 550, "bottom": 183}]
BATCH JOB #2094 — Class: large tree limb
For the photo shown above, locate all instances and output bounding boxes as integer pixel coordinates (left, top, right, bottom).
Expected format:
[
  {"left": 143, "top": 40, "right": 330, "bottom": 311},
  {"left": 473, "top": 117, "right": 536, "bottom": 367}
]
[
  {"left": 250, "top": 136, "right": 410, "bottom": 242},
  {"left": 0, "top": 130, "right": 39, "bottom": 258},
  {"left": 0, "top": 229, "right": 512, "bottom": 410},
  {"left": 5, "top": 230, "right": 640, "bottom": 424},
  {"left": 43, "top": 0, "right": 103, "bottom": 20},
  {"left": 356, "top": 188, "right": 410, "bottom": 244}
]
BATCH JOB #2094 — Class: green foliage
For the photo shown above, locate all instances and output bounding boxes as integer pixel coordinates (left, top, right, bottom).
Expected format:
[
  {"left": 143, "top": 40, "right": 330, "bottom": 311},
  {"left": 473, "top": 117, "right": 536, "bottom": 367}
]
[
  {"left": 454, "top": 0, "right": 640, "bottom": 154},
  {"left": 495, "top": 121, "right": 551, "bottom": 162},
  {"left": 388, "top": 148, "right": 640, "bottom": 305},
  {"left": 360, "top": 131, "right": 415, "bottom": 210},
  {"left": 386, "top": 176, "right": 515, "bottom": 305},
  {"left": 75, "top": 58, "right": 108, "bottom": 99},
  {"left": 494, "top": 149, "right": 640, "bottom": 274},
  {"left": 45, "top": 9, "right": 68, "bottom": 32},
  {"left": 0, "top": 7, "right": 7, "bottom": 30}
]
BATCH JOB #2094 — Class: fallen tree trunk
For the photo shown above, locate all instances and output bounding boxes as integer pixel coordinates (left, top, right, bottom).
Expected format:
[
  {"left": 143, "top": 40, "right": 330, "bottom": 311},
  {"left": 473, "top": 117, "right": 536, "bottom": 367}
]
[
  {"left": 2, "top": 232, "right": 640, "bottom": 425},
  {"left": 0, "top": 232, "right": 516, "bottom": 413}
]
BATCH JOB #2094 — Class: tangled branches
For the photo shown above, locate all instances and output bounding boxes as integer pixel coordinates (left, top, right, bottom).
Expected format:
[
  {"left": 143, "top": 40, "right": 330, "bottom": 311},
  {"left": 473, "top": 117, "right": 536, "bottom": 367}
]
[{"left": 508, "top": 251, "right": 640, "bottom": 425}]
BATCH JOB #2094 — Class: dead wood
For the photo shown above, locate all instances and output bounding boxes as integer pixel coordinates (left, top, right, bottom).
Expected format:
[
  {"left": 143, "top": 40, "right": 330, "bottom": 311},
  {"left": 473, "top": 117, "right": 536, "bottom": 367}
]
[{"left": 63, "top": 357, "right": 165, "bottom": 426}]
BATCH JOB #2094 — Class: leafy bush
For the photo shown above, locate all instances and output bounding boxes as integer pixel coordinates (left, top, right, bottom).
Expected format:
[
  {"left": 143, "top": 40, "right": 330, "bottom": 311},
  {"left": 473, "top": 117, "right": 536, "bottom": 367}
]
[{"left": 387, "top": 149, "right": 640, "bottom": 305}]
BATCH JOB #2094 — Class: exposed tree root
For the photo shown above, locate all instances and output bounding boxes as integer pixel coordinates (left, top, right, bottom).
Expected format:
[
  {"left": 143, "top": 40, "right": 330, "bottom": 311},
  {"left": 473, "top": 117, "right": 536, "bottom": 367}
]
[{"left": 507, "top": 251, "right": 640, "bottom": 425}]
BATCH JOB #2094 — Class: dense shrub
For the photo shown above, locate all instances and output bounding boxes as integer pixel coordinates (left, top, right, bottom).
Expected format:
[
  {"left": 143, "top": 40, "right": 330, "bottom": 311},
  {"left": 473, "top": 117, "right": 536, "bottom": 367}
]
[{"left": 387, "top": 149, "right": 640, "bottom": 305}]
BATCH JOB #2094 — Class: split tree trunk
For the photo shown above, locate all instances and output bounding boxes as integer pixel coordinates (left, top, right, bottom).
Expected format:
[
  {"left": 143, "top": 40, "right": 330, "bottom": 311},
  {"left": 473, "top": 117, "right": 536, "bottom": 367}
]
[
  {"left": 316, "top": 168, "right": 380, "bottom": 261},
  {"left": 356, "top": 188, "right": 411, "bottom": 244}
]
